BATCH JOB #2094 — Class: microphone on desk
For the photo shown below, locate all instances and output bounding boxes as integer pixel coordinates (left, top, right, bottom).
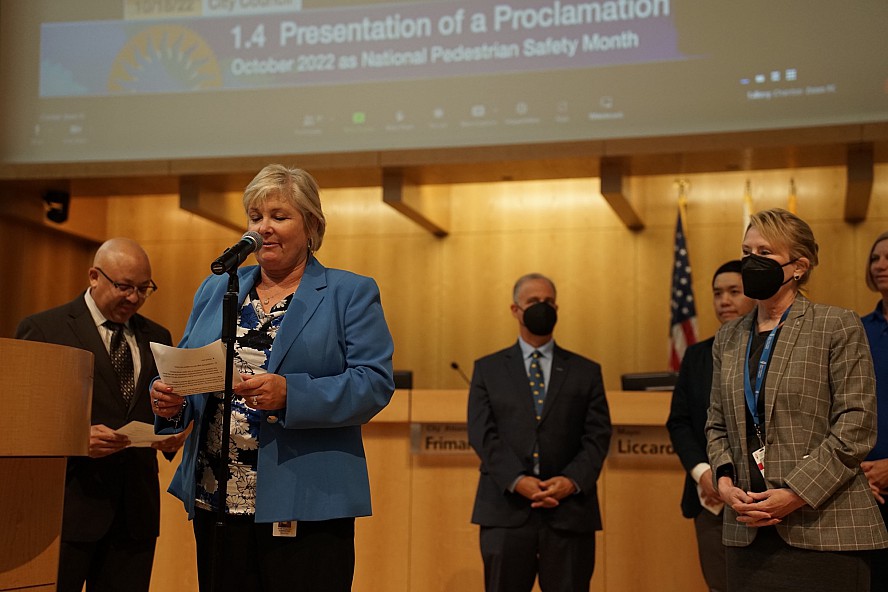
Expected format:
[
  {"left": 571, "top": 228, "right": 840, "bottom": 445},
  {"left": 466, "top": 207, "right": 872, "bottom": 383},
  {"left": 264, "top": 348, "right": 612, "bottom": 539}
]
[{"left": 450, "top": 361, "right": 471, "bottom": 386}]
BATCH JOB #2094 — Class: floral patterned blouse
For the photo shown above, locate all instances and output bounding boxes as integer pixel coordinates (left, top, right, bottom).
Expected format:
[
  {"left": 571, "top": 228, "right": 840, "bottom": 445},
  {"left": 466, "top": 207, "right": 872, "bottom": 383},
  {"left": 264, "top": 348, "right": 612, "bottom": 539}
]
[{"left": 194, "top": 278, "right": 293, "bottom": 514}]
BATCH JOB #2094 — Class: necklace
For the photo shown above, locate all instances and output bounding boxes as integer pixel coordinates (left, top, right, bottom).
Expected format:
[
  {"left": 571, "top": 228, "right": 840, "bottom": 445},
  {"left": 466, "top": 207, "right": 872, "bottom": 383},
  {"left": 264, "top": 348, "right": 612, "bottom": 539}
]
[{"left": 259, "top": 277, "right": 301, "bottom": 306}]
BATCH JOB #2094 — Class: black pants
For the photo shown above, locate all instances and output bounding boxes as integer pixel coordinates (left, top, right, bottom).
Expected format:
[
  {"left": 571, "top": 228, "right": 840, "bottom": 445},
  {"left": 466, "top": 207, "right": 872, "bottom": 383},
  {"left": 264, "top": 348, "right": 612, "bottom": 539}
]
[
  {"left": 693, "top": 509, "right": 727, "bottom": 592},
  {"left": 479, "top": 512, "right": 596, "bottom": 592},
  {"left": 57, "top": 529, "right": 155, "bottom": 592},
  {"left": 193, "top": 508, "right": 355, "bottom": 592},
  {"left": 871, "top": 502, "right": 888, "bottom": 592},
  {"left": 726, "top": 526, "right": 871, "bottom": 592}
]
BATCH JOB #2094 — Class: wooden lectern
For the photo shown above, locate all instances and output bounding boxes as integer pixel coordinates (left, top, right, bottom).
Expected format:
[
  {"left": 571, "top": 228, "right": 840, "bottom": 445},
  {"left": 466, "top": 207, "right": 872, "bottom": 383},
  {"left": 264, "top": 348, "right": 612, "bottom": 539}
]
[{"left": 0, "top": 338, "right": 93, "bottom": 592}]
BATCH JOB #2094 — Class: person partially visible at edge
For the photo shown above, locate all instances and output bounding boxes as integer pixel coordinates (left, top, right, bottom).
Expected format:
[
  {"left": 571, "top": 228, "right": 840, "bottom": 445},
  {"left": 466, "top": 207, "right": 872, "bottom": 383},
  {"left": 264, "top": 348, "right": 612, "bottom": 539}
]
[
  {"left": 860, "top": 230, "right": 888, "bottom": 592},
  {"left": 667, "top": 259, "right": 754, "bottom": 592},
  {"left": 151, "top": 164, "right": 395, "bottom": 592},
  {"left": 16, "top": 237, "right": 186, "bottom": 592},
  {"left": 706, "top": 208, "right": 888, "bottom": 592}
]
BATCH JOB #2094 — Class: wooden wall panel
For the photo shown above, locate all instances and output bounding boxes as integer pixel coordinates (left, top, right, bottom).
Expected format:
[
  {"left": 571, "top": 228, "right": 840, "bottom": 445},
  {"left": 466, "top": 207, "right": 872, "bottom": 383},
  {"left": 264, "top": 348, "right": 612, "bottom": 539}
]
[
  {"left": 86, "top": 164, "right": 888, "bottom": 390},
  {"left": 0, "top": 458, "right": 66, "bottom": 591},
  {"left": 153, "top": 450, "right": 198, "bottom": 592},
  {"left": 409, "top": 454, "right": 483, "bottom": 591},
  {"left": 319, "top": 186, "right": 441, "bottom": 388},
  {"left": 104, "top": 193, "right": 243, "bottom": 343},
  {"left": 603, "top": 458, "right": 705, "bottom": 591},
  {"left": 0, "top": 217, "right": 94, "bottom": 338},
  {"left": 356, "top": 422, "right": 412, "bottom": 592}
]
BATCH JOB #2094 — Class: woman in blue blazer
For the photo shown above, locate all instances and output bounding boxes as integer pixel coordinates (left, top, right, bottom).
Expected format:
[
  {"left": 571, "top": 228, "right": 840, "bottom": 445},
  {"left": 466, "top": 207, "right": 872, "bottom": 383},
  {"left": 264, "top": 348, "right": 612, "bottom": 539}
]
[{"left": 152, "top": 165, "right": 395, "bottom": 592}]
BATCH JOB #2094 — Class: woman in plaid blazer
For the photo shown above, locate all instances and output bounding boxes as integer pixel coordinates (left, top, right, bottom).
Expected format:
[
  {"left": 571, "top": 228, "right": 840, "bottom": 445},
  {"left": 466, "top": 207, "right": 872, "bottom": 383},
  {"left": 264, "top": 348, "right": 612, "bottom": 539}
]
[{"left": 706, "top": 209, "right": 888, "bottom": 592}]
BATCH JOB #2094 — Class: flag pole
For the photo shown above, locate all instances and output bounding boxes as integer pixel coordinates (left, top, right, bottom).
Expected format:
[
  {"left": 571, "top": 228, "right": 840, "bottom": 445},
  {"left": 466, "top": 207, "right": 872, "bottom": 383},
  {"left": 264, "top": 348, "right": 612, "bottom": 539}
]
[
  {"left": 787, "top": 178, "right": 797, "bottom": 214},
  {"left": 675, "top": 178, "right": 690, "bottom": 226},
  {"left": 668, "top": 179, "right": 698, "bottom": 371}
]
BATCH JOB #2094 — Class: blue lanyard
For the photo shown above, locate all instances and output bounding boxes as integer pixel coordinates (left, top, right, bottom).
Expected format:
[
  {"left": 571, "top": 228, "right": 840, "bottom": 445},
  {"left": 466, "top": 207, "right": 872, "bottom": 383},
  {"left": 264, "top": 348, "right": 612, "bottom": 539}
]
[{"left": 743, "top": 306, "right": 792, "bottom": 432}]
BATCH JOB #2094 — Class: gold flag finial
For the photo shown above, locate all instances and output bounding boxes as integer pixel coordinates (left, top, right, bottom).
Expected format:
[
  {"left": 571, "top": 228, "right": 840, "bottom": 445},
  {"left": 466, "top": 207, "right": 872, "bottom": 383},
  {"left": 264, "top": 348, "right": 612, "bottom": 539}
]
[
  {"left": 674, "top": 178, "right": 690, "bottom": 214},
  {"left": 742, "top": 179, "right": 753, "bottom": 236}
]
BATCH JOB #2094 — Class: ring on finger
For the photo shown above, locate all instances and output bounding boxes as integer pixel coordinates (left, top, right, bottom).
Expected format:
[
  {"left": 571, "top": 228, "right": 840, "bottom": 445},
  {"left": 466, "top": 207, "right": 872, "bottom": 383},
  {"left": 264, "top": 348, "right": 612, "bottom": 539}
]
[
  {"left": 252, "top": 396, "right": 258, "bottom": 406},
  {"left": 153, "top": 399, "right": 160, "bottom": 408}
]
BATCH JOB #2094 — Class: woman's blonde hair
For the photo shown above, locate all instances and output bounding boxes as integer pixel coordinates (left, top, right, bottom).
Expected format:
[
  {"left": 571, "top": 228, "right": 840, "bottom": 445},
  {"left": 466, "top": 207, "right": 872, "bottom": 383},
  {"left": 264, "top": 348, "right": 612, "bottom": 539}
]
[
  {"left": 865, "top": 231, "right": 888, "bottom": 292},
  {"left": 747, "top": 208, "right": 819, "bottom": 287},
  {"left": 242, "top": 164, "right": 327, "bottom": 253}
]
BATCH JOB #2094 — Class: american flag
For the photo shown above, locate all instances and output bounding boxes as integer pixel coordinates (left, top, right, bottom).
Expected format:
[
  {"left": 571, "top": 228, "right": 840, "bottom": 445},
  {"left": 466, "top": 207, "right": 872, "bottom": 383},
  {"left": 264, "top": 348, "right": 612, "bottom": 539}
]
[{"left": 669, "top": 207, "right": 698, "bottom": 371}]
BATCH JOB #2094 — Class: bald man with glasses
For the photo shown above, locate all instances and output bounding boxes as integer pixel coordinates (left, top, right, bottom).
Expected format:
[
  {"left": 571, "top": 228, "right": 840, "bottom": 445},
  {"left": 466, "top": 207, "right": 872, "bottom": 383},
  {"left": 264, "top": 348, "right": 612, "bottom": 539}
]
[{"left": 16, "top": 237, "right": 186, "bottom": 592}]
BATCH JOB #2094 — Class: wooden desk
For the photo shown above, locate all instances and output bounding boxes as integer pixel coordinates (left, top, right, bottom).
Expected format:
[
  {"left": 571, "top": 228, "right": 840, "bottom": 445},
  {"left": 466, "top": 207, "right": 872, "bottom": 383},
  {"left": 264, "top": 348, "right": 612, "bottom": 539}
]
[
  {"left": 0, "top": 339, "right": 93, "bottom": 592},
  {"left": 154, "top": 389, "right": 707, "bottom": 592}
]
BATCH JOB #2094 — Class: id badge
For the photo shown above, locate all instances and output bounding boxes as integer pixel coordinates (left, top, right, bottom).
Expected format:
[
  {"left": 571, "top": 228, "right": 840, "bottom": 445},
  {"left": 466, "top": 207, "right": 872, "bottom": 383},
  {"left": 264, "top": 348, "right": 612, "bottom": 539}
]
[
  {"left": 751, "top": 446, "right": 766, "bottom": 478},
  {"left": 273, "top": 521, "right": 297, "bottom": 537}
]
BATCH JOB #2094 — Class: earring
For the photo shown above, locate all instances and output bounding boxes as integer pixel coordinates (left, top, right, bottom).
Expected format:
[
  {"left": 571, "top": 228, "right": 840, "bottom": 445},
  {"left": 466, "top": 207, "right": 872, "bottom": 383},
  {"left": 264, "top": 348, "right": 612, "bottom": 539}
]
[
  {"left": 307, "top": 238, "right": 314, "bottom": 254},
  {"left": 793, "top": 273, "right": 801, "bottom": 281}
]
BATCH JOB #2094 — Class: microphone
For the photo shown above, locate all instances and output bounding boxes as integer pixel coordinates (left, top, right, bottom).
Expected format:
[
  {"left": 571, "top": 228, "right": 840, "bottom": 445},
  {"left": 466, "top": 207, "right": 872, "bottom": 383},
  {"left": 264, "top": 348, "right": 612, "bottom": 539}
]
[
  {"left": 450, "top": 361, "right": 471, "bottom": 386},
  {"left": 211, "top": 231, "right": 263, "bottom": 275}
]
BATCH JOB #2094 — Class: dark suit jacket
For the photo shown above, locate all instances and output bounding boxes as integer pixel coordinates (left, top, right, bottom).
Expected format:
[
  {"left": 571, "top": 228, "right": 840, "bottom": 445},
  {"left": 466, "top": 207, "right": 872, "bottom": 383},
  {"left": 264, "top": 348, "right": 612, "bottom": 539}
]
[
  {"left": 467, "top": 342, "right": 611, "bottom": 533},
  {"left": 666, "top": 337, "right": 715, "bottom": 519},
  {"left": 16, "top": 293, "right": 172, "bottom": 543}
]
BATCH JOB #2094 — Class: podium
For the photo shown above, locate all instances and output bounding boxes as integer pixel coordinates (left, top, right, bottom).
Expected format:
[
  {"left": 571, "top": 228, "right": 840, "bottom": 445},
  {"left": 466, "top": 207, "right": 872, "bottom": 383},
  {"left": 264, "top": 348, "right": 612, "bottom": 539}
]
[{"left": 0, "top": 338, "right": 93, "bottom": 592}]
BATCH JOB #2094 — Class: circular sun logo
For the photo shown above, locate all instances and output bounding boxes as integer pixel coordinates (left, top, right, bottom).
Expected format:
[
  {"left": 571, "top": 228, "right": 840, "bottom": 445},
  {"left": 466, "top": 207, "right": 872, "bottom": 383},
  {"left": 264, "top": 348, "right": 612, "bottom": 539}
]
[{"left": 107, "top": 24, "right": 222, "bottom": 93}]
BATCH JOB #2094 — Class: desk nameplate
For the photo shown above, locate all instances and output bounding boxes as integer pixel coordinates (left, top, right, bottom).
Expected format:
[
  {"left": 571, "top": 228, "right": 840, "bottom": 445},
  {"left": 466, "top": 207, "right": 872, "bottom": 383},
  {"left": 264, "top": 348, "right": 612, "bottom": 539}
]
[{"left": 410, "top": 423, "right": 473, "bottom": 455}]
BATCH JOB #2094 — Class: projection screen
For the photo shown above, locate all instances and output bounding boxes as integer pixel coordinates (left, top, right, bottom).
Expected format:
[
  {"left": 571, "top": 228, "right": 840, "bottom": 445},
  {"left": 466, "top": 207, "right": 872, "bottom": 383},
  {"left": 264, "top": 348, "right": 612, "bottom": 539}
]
[{"left": 1, "top": 0, "right": 886, "bottom": 164}]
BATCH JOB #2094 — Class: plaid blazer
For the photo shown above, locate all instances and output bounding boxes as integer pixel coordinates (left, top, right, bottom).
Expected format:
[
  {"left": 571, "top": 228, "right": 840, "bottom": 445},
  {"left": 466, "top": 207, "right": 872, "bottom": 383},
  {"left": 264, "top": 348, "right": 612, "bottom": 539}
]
[{"left": 706, "top": 293, "right": 888, "bottom": 550}]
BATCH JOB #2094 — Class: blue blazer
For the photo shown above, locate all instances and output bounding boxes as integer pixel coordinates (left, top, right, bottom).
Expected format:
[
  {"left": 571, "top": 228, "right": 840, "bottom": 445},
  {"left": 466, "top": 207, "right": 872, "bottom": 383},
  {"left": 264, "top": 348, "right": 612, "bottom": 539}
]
[{"left": 159, "top": 258, "right": 395, "bottom": 523}]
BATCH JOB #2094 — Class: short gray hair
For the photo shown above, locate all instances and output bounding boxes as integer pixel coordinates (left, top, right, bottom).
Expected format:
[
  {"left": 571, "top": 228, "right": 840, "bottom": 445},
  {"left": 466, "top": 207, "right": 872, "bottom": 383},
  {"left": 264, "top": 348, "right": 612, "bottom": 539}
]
[{"left": 512, "top": 273, "right": 556, "bottom": 303}]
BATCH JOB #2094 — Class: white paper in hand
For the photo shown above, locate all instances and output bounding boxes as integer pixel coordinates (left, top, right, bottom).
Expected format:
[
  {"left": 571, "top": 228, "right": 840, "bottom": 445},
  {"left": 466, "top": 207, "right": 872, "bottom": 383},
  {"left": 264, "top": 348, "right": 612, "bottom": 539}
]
[
  {"left": 116, "top": 421, "right": 175, "bottom": 447},
  {"left": 149, "top": 339, "right": 243, "bottom": 395},
  {"left": 696, "top": 483, "right": 725, "bottom": 515}
]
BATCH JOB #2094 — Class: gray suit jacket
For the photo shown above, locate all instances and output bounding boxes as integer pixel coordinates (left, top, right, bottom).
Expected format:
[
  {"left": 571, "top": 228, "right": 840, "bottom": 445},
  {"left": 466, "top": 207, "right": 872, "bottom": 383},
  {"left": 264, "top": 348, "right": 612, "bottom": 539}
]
[{"left": 706, "top": 293, "right": 888, "bottom": 550}]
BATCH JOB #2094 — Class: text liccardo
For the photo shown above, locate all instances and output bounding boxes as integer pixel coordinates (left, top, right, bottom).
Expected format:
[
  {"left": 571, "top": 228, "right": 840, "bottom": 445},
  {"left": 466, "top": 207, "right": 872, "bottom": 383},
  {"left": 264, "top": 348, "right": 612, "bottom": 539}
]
[{"left": 616, "top": 438, "right": 674, "bottom": 455}]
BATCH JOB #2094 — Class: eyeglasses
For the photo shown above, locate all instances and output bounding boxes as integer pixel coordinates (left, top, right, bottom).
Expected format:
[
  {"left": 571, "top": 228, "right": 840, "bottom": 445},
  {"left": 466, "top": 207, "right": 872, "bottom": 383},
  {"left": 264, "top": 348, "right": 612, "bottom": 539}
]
[{"left": 95, "top": 267, "right": 158, "bottom": 298}]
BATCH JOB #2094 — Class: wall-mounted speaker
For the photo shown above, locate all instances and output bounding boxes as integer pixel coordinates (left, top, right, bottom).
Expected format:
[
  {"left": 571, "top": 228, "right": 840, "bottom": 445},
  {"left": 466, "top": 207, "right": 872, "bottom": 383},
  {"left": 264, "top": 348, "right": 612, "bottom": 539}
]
[{"left": 43, "top": 190, "right": 70, "bottom": 223}]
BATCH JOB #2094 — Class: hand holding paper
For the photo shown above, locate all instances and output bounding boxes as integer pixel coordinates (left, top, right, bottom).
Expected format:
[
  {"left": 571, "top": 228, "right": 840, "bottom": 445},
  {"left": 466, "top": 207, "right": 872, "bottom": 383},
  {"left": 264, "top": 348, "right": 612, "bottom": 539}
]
[
  {"left": 150, "top": 339, "right": 242, "bottom": 396},
  {"left": 115, "top": 421, "right": 177, "bottom": 447}
]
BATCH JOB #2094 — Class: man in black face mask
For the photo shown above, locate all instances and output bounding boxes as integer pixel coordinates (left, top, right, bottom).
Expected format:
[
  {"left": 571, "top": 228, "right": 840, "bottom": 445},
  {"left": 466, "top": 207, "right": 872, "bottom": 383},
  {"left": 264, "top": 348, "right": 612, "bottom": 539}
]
[{"left": 467, "top": 273, "right": 612, "bottom": 592}]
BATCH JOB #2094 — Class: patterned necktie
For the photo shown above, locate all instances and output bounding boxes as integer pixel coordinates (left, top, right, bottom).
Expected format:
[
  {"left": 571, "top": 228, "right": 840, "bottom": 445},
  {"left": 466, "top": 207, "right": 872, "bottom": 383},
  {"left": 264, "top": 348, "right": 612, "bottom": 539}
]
[
  {"left": 529, "top": 350, "right": 546, "bottom": 421},
  {"left": 106, "top": 321, "right": 135, "bottom": 406}
]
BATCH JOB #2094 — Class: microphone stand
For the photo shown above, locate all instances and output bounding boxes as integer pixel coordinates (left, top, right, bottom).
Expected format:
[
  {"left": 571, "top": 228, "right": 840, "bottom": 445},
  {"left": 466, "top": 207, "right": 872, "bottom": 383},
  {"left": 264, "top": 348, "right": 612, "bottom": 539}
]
[
  {"left": 210, "top": 269, "right": 239, "bottom": 592},
  {"left": 450, "top": 361, "right": 471, "bottom": 386}
]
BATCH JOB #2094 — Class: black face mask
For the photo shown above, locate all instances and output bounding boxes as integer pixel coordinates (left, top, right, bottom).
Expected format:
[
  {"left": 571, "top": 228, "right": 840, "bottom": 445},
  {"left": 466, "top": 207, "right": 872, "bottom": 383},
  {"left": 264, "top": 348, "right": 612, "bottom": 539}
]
[
  {"left": 741, "top": 254, "right": 797, "bottom": 300},
  {"left": 521, "top": 301, "right": 557, "bottom": 336}
]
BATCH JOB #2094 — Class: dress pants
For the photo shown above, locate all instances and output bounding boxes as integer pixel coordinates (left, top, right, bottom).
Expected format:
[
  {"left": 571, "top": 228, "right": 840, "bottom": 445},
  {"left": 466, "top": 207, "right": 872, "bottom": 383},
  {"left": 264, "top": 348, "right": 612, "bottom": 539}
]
[
  {"left": 479, "top": 511, "right": 596, "bottom": 592},
  {"left": 193, "top": 508, "right": 355, "bottom": 592},
  {"left": 693, "top": 509, "right": 727, "bottom": 592},
  {"left": 725, "top": 526, "right": 871, "bottom": 592},
  {"left": 870, "top": 502, "right": 888, "bottom": 592},
  {"left": 57, "top": 523, "right": 156, "bottom": 592}
]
